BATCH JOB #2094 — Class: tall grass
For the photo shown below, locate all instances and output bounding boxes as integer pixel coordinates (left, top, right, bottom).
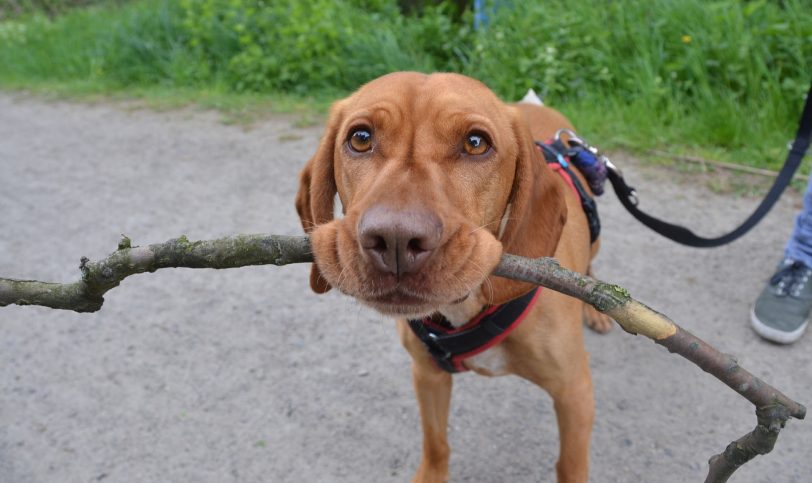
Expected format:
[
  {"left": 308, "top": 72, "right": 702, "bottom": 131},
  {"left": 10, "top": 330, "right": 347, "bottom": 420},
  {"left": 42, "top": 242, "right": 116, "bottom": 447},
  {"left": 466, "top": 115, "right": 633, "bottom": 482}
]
[
  {"left": 0, "top": 0, "right": 810, "bottom": 170},
  {"left": 0, "top": 0, "right": 119, "bottom": 20},
  {"left": 464, "top": 0, "right": 812, "bottom": 169}
]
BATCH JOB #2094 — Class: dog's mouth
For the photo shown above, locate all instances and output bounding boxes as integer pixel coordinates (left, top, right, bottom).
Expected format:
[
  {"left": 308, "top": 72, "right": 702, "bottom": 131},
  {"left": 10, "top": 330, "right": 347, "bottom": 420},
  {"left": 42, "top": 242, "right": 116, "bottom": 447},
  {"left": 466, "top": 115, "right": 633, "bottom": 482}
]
[
  {"left": 362, "top": 288, "right": 469, "bottom": 317},
  {"left": 308, "top": 214, "right": 504, "bottom": 318}
]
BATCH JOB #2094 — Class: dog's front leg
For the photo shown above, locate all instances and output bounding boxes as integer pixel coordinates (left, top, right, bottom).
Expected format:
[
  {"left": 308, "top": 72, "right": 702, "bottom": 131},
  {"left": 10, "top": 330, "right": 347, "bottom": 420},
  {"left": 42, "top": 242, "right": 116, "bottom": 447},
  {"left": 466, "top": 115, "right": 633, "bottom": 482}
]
[
  {"left": 550, "top": 370, "right": 594, "bottom": 483},
  {"left": 398, "top": 320, "right": 453, "bottom": 483},
  {"left": 410, "top": 359, "right": 453, "bottom": 483},
  {"left": 520, "top": 349, "right": 594, "bottom": 483}
]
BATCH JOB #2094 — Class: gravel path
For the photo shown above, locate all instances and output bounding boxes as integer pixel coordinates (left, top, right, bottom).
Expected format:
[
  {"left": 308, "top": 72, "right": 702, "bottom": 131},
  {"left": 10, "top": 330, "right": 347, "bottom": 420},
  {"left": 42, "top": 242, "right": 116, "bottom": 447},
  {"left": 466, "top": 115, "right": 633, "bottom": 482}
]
[{"left": 1, "top": 93, "right": 809, "bottom": 482}]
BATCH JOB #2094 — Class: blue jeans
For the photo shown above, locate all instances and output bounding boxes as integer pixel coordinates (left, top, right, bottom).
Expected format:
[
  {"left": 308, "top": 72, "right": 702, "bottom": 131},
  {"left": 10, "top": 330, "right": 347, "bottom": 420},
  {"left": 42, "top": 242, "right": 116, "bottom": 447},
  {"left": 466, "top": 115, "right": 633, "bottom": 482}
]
[{"left": 785, "top": 175, "right": 812, "bottom": 266}]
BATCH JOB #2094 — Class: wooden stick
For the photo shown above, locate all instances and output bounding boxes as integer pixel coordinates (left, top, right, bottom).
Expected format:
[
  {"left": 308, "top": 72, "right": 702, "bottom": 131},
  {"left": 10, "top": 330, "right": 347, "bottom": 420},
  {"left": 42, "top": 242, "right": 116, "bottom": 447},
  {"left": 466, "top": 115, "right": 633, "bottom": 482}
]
[{"left": 1, "top": 234, "right": 806, "bottom": 481}]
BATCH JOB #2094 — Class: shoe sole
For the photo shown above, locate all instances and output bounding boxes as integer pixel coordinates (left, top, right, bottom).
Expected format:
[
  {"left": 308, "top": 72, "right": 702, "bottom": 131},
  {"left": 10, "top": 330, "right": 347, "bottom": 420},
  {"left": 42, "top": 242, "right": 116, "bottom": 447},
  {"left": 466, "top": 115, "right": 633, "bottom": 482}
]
[{"left": 750, "top": 308, "right": 808, "bottom": 344}]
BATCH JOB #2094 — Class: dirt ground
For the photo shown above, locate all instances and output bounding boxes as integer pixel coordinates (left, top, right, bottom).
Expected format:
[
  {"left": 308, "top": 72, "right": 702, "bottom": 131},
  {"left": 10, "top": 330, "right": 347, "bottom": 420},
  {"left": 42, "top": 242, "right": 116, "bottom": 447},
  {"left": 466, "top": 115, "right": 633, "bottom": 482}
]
[{"left": 1, "top": 92, "right": 810, "bottom": 483}]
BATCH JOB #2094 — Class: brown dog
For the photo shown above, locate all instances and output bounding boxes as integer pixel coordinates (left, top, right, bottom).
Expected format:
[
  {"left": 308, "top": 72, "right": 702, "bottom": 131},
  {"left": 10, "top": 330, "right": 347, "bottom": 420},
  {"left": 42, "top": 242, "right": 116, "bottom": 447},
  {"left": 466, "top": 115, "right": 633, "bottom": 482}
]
[{"left": 296, "top": 72, "right": 610, "bottom": 482}]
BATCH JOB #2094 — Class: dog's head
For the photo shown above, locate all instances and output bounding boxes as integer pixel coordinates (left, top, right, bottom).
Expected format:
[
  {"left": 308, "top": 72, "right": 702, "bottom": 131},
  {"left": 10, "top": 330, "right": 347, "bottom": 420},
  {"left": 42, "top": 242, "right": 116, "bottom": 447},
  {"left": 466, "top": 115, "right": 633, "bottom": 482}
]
[{"left": 296, "top": 72, "right": 567, "bottom": 317}]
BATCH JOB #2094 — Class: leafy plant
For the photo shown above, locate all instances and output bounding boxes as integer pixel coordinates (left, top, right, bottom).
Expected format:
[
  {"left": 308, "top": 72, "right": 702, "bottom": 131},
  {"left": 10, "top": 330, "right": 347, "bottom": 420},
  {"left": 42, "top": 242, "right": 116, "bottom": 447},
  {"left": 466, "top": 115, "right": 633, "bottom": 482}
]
[{"left": 0, "top": 0, "right": 809, "bottom": 170}]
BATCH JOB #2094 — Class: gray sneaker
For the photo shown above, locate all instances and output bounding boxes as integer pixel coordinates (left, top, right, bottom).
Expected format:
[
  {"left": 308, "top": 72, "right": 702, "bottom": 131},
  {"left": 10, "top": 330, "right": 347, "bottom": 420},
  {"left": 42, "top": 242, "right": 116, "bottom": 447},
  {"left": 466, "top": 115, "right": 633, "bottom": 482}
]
[{"left": 751, "top": 259, "right": 812, "bottom": 344}]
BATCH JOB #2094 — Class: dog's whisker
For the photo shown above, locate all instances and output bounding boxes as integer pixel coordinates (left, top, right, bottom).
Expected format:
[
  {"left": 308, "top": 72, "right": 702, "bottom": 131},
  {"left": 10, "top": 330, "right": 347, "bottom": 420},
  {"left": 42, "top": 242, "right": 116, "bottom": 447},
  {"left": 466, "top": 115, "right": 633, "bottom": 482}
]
[
  {"left": 468, "top": 218, "right": 505, "bottom": 235},
  {"left": 449, "top": 271, "right": 474, "bottom": 302},
  {"left": 466, "top": 258, "right": 495, "bottom": 306},
  {"left": 471, "top": 218, "right": 520, "bottom": 237},
  {"left": 334, "top": 265, "right": 350, "bottom": 290}
]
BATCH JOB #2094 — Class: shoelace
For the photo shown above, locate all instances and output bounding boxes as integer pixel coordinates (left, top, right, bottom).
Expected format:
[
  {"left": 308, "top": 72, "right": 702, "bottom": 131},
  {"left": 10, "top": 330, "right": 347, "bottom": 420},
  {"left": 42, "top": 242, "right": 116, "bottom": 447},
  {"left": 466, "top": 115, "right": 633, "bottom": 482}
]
[{"left": 770, "top": 261, "right": 812, "bottom": 297}]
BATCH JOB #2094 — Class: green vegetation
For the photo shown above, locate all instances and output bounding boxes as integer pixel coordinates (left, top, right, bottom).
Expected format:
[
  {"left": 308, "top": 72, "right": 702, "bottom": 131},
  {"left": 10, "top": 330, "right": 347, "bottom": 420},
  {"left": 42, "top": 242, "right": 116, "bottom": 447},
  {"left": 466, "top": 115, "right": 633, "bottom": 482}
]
[
  {"left": 1, "top": 0, "right": 810, "bottom": 170},
  {"left": 0, "top": 0, "right": 119, "bottom": 20}
]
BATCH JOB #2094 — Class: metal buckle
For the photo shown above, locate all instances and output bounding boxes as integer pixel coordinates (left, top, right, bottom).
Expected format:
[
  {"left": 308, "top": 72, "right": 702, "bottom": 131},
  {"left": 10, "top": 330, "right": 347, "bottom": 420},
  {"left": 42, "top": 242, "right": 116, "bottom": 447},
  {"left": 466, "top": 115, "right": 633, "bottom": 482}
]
[
  {"left": 555, "top": 128, "right": 599, "bottom": 156},
  {"left": 427, "top": 333, "right": 452, "bottom": 360},
  {"left": 555, "top": 128, "right": 582, "bottom": 146},
  {"left": 556, "top": 128, "right": 638, "bottom": 205}
]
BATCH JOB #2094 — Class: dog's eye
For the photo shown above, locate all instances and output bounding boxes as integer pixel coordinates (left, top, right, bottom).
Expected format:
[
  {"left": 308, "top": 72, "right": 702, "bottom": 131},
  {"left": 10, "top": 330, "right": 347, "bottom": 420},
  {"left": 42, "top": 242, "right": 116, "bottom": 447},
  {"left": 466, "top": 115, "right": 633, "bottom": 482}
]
[
  {"left": 348, "top": 129, "right": 373, "bottom": 153},
  {"left": 463, "top": 133, "right": 491, "bottom": 156}
]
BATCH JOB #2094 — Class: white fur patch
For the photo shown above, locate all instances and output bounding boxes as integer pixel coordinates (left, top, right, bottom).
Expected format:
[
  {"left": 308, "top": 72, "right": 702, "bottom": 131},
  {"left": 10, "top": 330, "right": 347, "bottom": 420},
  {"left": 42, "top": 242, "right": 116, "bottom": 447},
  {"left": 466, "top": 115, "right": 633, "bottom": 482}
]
[
  {"left": 465, "top": 345, "right": 510, "bottom": 376},
  {"left": 519, "top": 88, "right": 544, "bottom": 106},
  {"left": 439, "top": 297, "right": 510, "bottom": 376}
]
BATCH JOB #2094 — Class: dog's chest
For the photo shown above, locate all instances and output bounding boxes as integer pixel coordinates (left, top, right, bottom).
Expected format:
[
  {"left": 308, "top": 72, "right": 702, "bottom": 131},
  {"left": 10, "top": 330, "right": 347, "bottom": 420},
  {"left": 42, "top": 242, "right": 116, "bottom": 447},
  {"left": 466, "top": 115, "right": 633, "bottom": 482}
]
[
  {"left": 463, "top": 346, "right": 510, "bottom": 376},
  {"left": 439, "top": 298, "right": 511, "bottom": 376}
]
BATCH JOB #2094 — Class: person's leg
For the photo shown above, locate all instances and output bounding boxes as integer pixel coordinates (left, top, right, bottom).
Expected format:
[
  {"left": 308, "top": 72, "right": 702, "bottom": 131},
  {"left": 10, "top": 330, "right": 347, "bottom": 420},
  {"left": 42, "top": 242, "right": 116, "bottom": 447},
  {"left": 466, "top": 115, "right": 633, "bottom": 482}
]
[
  {"left": 785, "top": 175, "right": 812, "bottom": 265},
  {"left": 752, "top": 176, "right": 812, "bottom": 343}
]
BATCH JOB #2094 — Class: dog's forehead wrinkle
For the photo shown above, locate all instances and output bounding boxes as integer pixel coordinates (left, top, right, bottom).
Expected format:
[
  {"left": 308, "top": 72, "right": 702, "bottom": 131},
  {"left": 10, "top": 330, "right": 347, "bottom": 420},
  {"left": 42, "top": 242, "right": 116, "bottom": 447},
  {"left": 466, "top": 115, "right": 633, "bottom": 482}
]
[
  {"left": 417, "top": 97, "right": 496, "bottom": 124},
  {"left": 420, "top": 74, "right": 502, "bottom": 107},
  {"left": 344, "top": 101, "right": 403, "bottom": 130}
]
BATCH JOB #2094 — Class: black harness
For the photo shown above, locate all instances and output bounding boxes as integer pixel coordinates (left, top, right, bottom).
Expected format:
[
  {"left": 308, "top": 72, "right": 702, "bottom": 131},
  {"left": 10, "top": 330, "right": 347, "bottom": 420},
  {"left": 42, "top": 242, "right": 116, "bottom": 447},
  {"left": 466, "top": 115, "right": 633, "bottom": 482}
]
[
  {"left": 537, "top": 140, "right": 602, "bottom": 243},
  {"left": 407, "top": 287, "right": 541, "bottom": 373}
]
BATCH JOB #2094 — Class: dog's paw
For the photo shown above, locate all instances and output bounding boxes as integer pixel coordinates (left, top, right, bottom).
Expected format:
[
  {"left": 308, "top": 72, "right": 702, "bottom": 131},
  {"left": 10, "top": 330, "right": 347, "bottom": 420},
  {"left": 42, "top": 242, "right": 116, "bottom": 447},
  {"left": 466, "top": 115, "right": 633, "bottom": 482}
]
[
  {"left": 583, "top": 304, "right": 613, "bottom": 334},
  {"left": 411, "top": 461, "right": 449, "bottom": 483},
  {"left": 411, "top": 471, "right": 448, "bottom": 483}
]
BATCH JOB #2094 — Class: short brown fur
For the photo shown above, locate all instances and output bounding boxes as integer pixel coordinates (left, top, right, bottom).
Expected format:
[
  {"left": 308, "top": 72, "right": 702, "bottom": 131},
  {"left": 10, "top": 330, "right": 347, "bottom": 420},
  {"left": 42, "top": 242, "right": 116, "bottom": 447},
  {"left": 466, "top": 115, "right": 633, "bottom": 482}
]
[{"left": 296, "top": 72, "right": 611, "bottom": 482}]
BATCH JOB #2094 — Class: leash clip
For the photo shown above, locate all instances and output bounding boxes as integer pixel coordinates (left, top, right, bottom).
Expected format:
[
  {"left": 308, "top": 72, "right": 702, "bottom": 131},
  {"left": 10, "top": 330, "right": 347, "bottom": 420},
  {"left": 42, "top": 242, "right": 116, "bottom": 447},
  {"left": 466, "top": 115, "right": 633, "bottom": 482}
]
[
  {"left": 556, "top": 128, "right": 601, "bottom": 157},
  {"left": 555, "top": 128, "right": 587, "bottom": 149}
]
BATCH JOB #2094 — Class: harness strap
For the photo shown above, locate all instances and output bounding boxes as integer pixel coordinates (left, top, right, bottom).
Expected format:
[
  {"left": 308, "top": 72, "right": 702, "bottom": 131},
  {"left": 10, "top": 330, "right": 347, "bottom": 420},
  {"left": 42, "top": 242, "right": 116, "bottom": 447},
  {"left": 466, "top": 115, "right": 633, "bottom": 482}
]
[
  {"left": 408, "top": 287, "right": 541, "bottom": 373},
  {"left": 538, "top": 141, "right": 602, "bottom": 243},
  {"left": 548, "top": 162, "right": 579, "bottom": 196},
  {"left": 608, "top": 78, "right": 812, "bottom": 248}
]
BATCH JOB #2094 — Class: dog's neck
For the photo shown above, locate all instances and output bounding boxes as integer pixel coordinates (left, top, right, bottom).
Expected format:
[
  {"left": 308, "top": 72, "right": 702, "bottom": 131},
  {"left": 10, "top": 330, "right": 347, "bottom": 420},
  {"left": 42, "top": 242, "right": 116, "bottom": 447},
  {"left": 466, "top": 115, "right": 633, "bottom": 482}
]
[{"left": 438, "top": 291, "right": 490, "bottom": 327}]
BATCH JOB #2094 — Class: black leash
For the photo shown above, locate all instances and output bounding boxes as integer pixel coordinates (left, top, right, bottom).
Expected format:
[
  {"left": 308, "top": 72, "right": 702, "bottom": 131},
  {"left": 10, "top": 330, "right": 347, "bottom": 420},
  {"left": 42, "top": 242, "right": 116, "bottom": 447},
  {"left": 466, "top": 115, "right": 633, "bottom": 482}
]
[{"left": 606, "top": 79, "right": 812, "bottom": 248}]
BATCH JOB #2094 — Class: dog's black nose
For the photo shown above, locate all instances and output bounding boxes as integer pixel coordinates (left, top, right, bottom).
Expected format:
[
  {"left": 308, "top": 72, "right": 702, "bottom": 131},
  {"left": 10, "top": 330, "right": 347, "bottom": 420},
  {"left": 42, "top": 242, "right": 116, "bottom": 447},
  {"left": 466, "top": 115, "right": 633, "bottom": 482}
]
[{"left": 358, "top": 205, "right": 443, "bottom": 278}]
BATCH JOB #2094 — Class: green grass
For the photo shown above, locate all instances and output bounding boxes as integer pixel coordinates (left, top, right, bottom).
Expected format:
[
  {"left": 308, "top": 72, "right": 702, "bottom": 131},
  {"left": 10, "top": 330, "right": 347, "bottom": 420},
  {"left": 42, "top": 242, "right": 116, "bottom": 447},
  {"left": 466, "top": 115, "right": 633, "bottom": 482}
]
[
  {"left": 0, "top": 77, "right": 332, "bottom": 125},
  {"left": 0, "top": 0, "right": 810, "bottom": 172},
  {"left": 462, "top": 0, "right": 812, "bottom": 171}
]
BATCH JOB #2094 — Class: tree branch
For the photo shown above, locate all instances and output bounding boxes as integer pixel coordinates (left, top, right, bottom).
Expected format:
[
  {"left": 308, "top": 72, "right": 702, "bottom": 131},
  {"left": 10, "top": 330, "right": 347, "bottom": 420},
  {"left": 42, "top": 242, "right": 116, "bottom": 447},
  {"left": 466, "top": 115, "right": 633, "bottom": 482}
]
[
  {"left": 705, "top": 405, "right": 791, "bottom": 483},
  {"left": 493, "top": 254, "right": 806, "bottom": 420},
  {"left": 0, "top": 234, "right": 312, "bottom": 312},
  {"left": 0, "top": 234, "right": 806, "bottom": 481}
]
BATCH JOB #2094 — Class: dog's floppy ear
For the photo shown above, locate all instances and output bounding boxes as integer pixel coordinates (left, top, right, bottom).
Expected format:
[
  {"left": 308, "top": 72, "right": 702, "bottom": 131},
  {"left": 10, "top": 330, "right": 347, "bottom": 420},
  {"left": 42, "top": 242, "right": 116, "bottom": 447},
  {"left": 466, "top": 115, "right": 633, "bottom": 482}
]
[
  {"left": 487, "top": 108, "right": 568, "bottom": 305},
  {"left": 295, "top": 101, "right": 345, "bottom": 293}
]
